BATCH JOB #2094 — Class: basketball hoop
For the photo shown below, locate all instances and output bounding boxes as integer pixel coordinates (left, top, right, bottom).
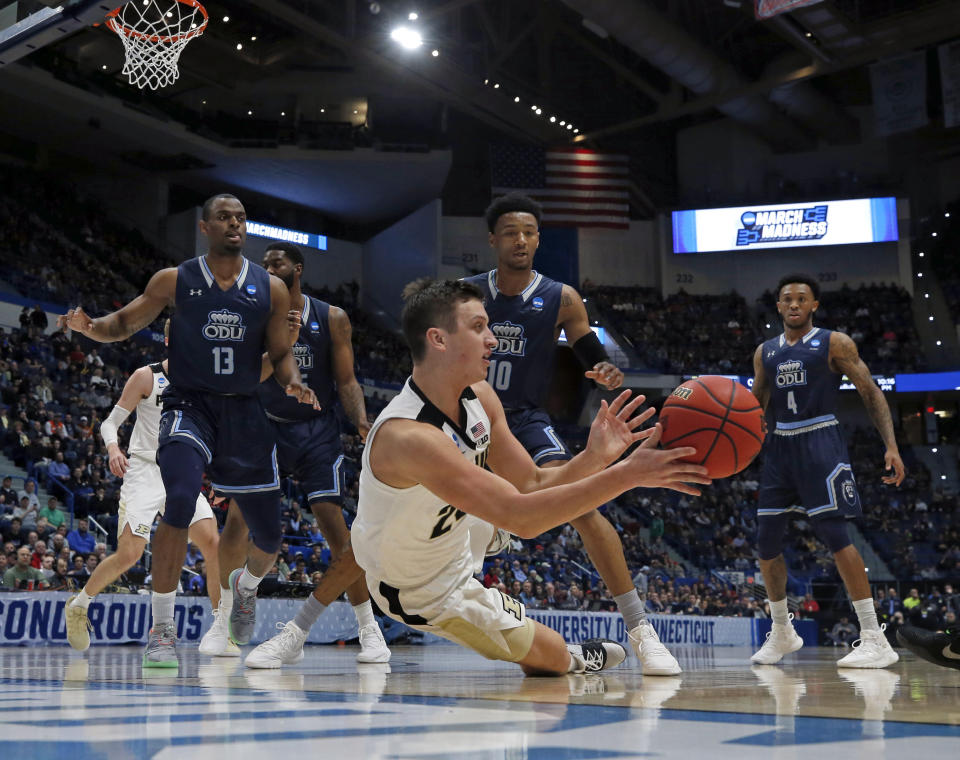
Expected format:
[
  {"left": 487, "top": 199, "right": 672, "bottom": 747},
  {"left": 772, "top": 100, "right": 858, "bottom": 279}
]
[{"left": 105, "top": 0, "right": 208, "bottom": 90}]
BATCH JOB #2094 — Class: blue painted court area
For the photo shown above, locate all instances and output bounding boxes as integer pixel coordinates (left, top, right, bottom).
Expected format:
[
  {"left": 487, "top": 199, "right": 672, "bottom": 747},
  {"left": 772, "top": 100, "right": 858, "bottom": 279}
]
[{"left": 0, "top": 645, "right": 957, "bottom": 759}]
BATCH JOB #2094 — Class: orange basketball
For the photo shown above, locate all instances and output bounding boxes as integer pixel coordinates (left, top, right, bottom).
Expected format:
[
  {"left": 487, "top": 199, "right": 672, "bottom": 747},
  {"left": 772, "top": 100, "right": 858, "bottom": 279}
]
[{"left": 659, "top": 375, "right": 764, "bottom": 479}]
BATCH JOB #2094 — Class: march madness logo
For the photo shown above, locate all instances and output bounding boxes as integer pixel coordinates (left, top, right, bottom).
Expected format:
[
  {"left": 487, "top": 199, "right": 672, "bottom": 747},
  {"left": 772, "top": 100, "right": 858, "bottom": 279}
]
[
  {"left": 491, "top": 321, "right": 526, "bottom": 356},
  {"left": 202, "top": 309, "right": 246, "bottom": 341},
  {"left": 775, "top": 359, "right": 807, "bottom": 387},
  {"left": 736, "top": 205, "right": 828, "bottom": 246},
  {"left": 293, "top": 342, "right": 313, "bottom": 370}
]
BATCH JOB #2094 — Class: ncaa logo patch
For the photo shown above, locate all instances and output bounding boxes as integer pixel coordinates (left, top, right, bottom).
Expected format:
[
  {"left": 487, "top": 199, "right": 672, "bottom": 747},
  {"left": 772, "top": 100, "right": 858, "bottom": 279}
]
[
  {"left": 245, "top": 284, "right": 257, "bottom": 296},
  {"left": 532, "top": 296, "right": 544, "bottom": 311},
  {"left": 811, "top": 339, "right": 821, "bottom": 347},
  {"left": 310, "top": 321, "right": 320, "bottom": 332}
]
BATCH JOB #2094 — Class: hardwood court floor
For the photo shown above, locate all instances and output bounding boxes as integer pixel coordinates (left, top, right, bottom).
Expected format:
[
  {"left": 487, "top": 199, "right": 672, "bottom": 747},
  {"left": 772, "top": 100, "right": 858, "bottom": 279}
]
[{"left": 0, "top": 643, "right": 958, "bottom": 758}]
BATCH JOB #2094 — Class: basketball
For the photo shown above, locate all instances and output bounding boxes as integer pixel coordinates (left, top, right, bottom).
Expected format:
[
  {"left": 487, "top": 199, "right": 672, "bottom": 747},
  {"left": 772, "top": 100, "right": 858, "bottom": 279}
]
[{"left": 659, "top": 375, "right": 764, "bottom": 479}]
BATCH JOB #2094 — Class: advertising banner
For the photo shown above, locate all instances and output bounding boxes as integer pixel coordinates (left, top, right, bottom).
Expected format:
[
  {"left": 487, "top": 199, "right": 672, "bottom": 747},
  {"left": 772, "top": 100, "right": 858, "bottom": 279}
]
[{"left": 672, "top": 197, "right": 897, "bottom": 254}]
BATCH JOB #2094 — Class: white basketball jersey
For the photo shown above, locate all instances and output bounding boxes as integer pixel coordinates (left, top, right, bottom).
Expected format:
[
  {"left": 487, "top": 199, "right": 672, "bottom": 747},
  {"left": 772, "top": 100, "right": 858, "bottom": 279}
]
[
  {"left": 127, "top": 363, "right": 169, "bottom": 459},
  {"left": 353, "top": 377, "right": 495, "bottom": 608}
]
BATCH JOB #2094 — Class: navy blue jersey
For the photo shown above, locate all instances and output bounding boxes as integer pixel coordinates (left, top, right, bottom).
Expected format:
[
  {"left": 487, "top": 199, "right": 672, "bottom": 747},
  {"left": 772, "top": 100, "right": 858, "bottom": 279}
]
[
  {"left": 761, "top": 327, "right": 840, "bottom": 426},
  {"left": 168, "top": 256, "right": 272, "bottom": 395},
  {"left": 258, "top": 296, "right": 335, "bottom": 421},
  {"left": 464, "top": 269, "right": 563, "bottom": 410}
]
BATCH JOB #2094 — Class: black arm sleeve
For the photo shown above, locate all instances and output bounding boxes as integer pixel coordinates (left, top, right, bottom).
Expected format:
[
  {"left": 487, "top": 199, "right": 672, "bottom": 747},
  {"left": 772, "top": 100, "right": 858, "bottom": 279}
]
[{"left": 572, "top": 331, "right": 609, "bottom": 369}]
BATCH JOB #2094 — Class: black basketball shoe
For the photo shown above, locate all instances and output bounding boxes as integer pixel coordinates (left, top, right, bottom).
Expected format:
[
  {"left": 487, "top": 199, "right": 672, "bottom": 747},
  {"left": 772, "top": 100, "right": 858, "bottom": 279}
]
[{"left": 896, "top": 624, "right": 960, "bottom": 671}]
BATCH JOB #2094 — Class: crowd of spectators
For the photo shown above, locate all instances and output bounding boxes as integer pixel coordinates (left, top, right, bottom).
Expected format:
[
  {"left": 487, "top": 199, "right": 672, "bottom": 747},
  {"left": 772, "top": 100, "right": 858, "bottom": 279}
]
[
  {"left": 583, "top": 284, "right": 765, "bottom": 375},
  {"left": 585, "top": 281, "right": 927, "bottom": 376}
]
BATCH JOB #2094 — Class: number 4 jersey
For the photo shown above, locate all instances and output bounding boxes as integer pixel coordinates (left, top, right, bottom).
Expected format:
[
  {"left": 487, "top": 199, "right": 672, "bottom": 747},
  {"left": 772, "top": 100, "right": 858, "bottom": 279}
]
[
  {"left": 168, "top": 256, "right": 273, "bottom": 395},
  {"left": 353, "top": 377, "right": 495, "bottom": 606},
  {"left": 761, "top": 327, "right": 840, "bottom": 426}
]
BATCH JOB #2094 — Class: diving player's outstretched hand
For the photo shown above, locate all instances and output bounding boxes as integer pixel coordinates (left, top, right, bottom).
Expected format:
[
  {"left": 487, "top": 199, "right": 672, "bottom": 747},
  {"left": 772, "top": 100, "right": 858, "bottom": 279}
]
[
  {"left": 585, "top": 389, "right": 656, "bottom": 465},
  {"left": 882, "top": 449, "right": 906, "bottom": 486},
  {"left": 285, "top": 382, "right": 321, "bottom": 410},
  {"left": 584, "top": 361, "right": 624, "bottom": 390},
  {"left": 58, "top": 306, "right": 94, "bottom": 336},
  {"left": 624, "top": 423, "right": 711, "bottom": 496}
]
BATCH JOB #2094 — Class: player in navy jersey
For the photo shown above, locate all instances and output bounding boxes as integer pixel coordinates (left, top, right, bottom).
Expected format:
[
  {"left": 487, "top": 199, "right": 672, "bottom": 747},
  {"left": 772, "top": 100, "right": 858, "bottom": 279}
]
[
  {"left": 59, "top": 194, "right": 316, "bottom": 667},
  {"left": 463, "top": 193, "right": 681, "bottom": 675},
  {"left": 751, "top": 273, "right": 905, "bottom": 669},
  {"left": 212, "top": 241, "right": 390, "bottom": 666}
]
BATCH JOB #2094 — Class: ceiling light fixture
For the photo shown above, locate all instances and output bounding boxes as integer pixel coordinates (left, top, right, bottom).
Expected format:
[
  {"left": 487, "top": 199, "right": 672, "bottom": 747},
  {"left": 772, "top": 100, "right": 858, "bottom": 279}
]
[{"left": 390, "top": 26, "right": 423, "bottom": 49}]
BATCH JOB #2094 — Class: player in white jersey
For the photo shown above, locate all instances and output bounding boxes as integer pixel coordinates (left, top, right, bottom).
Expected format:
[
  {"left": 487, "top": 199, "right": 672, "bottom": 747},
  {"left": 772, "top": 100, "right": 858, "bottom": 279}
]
[
  {"left": 351, "top": 279, "right": 711, "bottom": 675},
  {"left": 64, "top": 334, "right": 229, "bottom": 655}
]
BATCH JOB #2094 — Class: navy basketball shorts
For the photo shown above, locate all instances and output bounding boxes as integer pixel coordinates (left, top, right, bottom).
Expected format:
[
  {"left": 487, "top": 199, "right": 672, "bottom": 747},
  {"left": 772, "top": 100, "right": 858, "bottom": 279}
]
[
  {"left": 158, "top": 386, "right": 279, "bottom": 495},
  {"left": 505, "top": 407, "right": 572, "bottom": 465},
  {"left": 758, "top": 421, "right": 862, "bottom": 521},
  {"left": 270, "top": 411, "right": 345, "bottom": 507}
]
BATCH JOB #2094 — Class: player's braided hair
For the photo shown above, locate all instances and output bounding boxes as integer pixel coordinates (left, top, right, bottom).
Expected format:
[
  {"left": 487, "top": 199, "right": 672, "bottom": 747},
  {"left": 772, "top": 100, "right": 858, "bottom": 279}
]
[{"left": 401, "top": 278, "right": 484, "bottom": 363}]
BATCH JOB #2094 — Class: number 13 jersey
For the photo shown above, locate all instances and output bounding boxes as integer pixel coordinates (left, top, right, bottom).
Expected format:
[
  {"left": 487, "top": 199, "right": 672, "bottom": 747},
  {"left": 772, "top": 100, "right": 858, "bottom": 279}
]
[
  {"left": 761, "top": 327, "right": 840, "bottom": 425},
  {"left": 169, "top": 256, "right": 273, "bottom": 395},
  {"left": 353, "top": 378, "right": 495, "bottom": 607}
]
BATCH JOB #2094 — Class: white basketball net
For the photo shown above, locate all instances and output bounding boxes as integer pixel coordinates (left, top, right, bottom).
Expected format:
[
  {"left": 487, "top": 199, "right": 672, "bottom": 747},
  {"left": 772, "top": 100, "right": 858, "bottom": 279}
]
[{"left": 106, "top": 0, "right": 208, "bottom": 90}]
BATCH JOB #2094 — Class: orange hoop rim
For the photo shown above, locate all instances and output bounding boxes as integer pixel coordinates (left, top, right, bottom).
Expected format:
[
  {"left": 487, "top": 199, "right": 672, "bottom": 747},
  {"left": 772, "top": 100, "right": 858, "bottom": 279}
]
[{"left": 105, "top": 0, "right": 208, "bottom": 45}]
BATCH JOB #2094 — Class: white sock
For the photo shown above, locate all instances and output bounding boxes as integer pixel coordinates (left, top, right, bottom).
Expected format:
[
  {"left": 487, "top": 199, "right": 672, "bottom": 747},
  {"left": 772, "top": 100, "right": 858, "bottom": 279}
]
[
  {"left": 238, "top": 567, "right": 263, "bottom": 593},
  {"left": 770, "top": 598, "right": 790, "bottom": 626},
  {"left": 72, "top": 589, "right": 93, "bottom": 609},
  {"left": 852, "top": 597, "right": 880, "bottom": 632},
  {"left": 219, "top": 585, "right": 233, "bottom": 616},
  {"left": 613, "top": 588, "right": 646, "bottom": 631},
  {"left": 353, "top": 600, "right": 376, "bottom": 629},
  {"left": 567, "top": 651, "right": 586, "bottom": 674},
  {"left": 152, "top": 590, "right": 176, "bottom": 627}
]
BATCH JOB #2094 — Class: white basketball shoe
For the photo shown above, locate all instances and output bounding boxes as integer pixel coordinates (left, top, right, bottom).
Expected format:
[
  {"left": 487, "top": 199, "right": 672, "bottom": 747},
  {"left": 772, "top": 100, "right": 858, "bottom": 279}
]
[{"left": 751, "top": 614, "right": 804, "bottom": 665}]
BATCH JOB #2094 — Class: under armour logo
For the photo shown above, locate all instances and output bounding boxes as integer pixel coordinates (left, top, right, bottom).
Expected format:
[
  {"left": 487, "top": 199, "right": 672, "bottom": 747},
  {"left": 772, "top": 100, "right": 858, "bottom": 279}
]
[
  {"left": 766, "top": 350, "right": 776, "bottom": 358},
  {"left": 190, "top": 289, "right": 203, "bottom": 296}
]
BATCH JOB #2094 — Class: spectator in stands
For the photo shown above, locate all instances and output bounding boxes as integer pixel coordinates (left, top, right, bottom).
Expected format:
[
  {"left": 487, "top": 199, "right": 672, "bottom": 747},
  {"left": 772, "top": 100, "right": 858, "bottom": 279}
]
[
  {"left": 828, "top": 616, "right": 858, "bottom": 646},
  {"left": 40, "top": 554, "right": 54, "bottom": 581},
  {"left": 66, "top": 517, "right": 96, "bottom": 555},
  {"left": 29, "top": 540, "right": 47, "bottom": 568},
  {"left": 2, "top": 545, "right": 49, "bottom": 589},
  {"left": 30, "top": 305, "right": 48, "bottom": 334},
  {"left": 13, "top": 495, "right": 38, "bottom": 531},
  {"left": 67, "top": 553, "right": 87, "bottom": 581},
  {"left": 38, "top": 495, "right": 65, "bottom": 530},
  {"left": 46, "top": 451, "right": 69, "bottom": 484},
  {"left": 800, "top": 593, "right": 820, "bottom": 615},
  {"left": 184, "top": 542, "right": 202, "bottom": 568},
  {"left": 0, "top": 476, "right": 18, "bottom": 508},
  {"left": 48, "top": 557, "right": 72, "bottom": 591},
  {"left": 903, "top": 588, "right": 922, "bottom": 616},
  {"left": 17, "top": 478, "right": 39, "bottom": 511},
  {"left": 483, "top": 559, "right": 503, "bottom": 589},
  {"left": 2, "top": 517, "right": 23, "bottom": 545}
]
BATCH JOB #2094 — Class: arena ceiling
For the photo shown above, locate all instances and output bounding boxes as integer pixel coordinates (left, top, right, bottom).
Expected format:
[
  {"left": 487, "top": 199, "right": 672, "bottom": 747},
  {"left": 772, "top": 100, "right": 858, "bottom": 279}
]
[{"left": 1, "top": 0, "right": 959, "bottom": 227}]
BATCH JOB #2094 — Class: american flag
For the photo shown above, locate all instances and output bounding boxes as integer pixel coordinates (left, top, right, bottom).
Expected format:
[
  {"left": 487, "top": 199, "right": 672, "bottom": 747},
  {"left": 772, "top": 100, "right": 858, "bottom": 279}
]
[
  {"left": 491, "top": 143, "right": 630, "bottom": 229},
  {"left": 470, "top": 421, "right": 486, "bottom": 438}
]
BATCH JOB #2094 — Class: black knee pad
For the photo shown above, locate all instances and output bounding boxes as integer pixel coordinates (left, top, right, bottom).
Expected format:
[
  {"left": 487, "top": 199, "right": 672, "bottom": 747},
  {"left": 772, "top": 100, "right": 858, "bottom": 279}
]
[
  {"left": 757, "top": 513, "right": 789, "bottom": 560},
  {"left": 234, "top": 491, "right": 282, "bottom": 553},
  {"left": 812, "top": 516, "right": 852, "bottom": 554},
  {"left": 157, "top": 442, "right": 206, "bottom": 529}
]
